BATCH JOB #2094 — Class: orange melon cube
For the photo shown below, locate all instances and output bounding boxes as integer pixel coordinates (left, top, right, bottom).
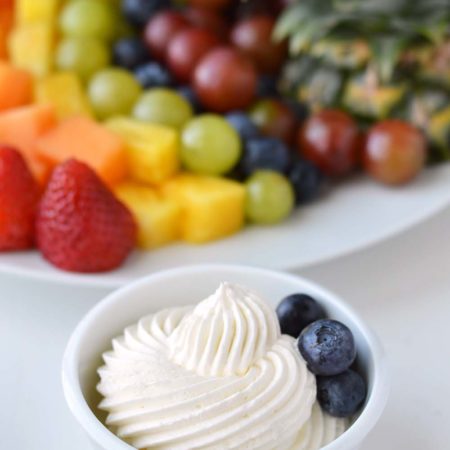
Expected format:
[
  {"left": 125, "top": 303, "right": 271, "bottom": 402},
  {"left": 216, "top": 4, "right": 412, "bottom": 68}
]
[
  {"left": 0, "top": 104, "right": 56, "bottom": 184},
  {"left": 37, "top": 116, "right": 127, "bottom": 185},
  {"left": 0, "top": 62, "right": 33, "bottom": 112}
]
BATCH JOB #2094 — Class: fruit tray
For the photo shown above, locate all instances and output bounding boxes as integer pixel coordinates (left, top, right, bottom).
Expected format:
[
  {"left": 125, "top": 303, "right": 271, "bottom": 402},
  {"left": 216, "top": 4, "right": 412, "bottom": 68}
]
[{"left": 0, "top": 0, "right": 448, "bottom": 283}]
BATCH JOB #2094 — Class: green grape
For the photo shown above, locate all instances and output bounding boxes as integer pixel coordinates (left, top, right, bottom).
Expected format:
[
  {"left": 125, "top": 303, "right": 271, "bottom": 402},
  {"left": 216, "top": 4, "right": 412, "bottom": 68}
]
[
  {"left": 133, "top": 89, "right": 194, "bottom": 129},
  {"left": 180, "top": 114, "right": 242, "bottom": 176},
  {"left": 245, "top": 170, "right": 295, "bottom": 224},
  {"left": 59, "top": 0, "right": 117, "bottom": 42},
  {"left": 55, "top": 37, "right": 111, "bottom": 82},
  {"left": 88, "top": 68, "right": 142, "bottom": 120}
]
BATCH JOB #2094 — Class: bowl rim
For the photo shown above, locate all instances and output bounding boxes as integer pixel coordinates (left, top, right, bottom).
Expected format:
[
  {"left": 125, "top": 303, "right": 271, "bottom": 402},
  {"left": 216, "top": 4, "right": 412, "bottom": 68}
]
[{"left": 62, "top": 263, "right": 390, "bottom": 450}]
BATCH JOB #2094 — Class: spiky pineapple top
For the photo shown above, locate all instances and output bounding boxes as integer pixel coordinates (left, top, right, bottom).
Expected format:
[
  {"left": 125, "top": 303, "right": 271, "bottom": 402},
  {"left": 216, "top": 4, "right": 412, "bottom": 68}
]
[
  {"left": 275, "top": 0, "right": 450, "bottom": 158},
  {"left": 275, "top": 0, "right": 450, "bottom": 80}
]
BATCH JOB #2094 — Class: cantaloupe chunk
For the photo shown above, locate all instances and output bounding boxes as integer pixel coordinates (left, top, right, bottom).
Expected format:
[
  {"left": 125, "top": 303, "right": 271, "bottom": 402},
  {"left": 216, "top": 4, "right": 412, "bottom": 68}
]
[
  {"left": 162, "top": 174, "right": 245, "bottom": 244},
  {"left": 0, "top": 5, "right": 13, "bottom": 60},
  {"left": 115, "top": 182, "right": 181, "bottom": 249},
  {"left": 37, "top": 116, "right": 127, "bottom": 185},
  {"left": 106, "top": 117, "right": 179, "bottom": 186},
  {"left": 16, "top": 0, "right": 61, "bottom": 25},
  {"left": 0, "top": 104, "right": 56, "bottom": 184},
  {"left": 0, "top": 62, "right": 33, "bottom": 112},
  {"left": 35, "top": 72, "right": 93, "bottom": 119},
  {"left": 9, "top": 22, "right": 55, "bottom": 77}
]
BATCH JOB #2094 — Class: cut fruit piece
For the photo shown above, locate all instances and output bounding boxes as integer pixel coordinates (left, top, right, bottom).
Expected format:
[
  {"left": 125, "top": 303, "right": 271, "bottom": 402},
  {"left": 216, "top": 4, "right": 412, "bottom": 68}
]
[
  {"left": 16, "top": 0, "right": 61, "bottom": 25},
  {"left": 0, "top": 62, "right": 33, "bottom": 112},
  {"left": 0, "top": 104, "right": 56, "bottom": 184},
  {"left": 35, "top": 72, "right": 93, "bottom": 119},
  {"left": 106, "top": 117, "right": 179, "bottom": 186},
  {"left": 0, "top": 5, "right": 14, "bottom": 60},
  {"left": 8, "top": 22, "right": 55, "bottom": 77},
  {"left": 115, "top": 182, "right": 181, "bottom": 249},
  {"left": 162, "top": 174, "right": 245, "bottom": 243},
  {"left": 37, "top": 116, "right": 127, "bottom": 185}
]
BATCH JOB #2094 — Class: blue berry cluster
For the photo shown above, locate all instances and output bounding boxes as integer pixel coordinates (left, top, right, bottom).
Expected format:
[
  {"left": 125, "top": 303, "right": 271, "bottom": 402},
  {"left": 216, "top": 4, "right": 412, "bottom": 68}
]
[
  {"left": 276, "top": 294, "right": 367, "bottom": 418},
  {"left": 225, "top": 111, "right": 325, "bottom": 205}
]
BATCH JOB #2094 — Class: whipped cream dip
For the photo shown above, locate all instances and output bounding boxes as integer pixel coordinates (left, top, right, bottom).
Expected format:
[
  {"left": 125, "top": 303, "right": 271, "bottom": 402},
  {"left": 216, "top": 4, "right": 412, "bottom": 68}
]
[{"left": 97, "top": 282, "right": 347, "bottom": 449}]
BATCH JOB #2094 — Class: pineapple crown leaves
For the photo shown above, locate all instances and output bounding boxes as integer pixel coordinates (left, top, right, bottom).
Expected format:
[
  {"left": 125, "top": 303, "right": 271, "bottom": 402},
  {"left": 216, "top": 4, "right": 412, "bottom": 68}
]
[{"left": 275, "top": 0, "right": 450, "bottom": 81}]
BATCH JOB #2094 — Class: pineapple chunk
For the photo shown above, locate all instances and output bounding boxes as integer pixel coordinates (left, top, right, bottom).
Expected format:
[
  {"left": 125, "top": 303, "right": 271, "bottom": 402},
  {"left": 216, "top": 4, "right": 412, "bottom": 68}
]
[
  {"left": 343, "top": 74, "right": 406, "bottom": 119},
  {"left": 115, "top": 182, "right": 181, "bottom": 249},
  {"left": 35, "top": 72, "right": 93, "bottom": 119},
  {"left": 16, "top": 0, "right": 61, "bottom": 25},
  {"left": 106, "top": 117, "right": 180, "bottom": 186},
  {"left": 9, "top": 22, "right": 55, "bottom": 77},
  {"left": 162, "top": 174, "right": 245, "bottom": 244}
]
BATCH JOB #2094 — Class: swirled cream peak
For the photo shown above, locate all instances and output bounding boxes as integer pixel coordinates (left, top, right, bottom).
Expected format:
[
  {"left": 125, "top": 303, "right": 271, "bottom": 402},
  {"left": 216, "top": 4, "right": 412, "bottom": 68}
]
[
  {"left": 169, "top": 282, "right": 280, "bottom": 376},
  {"left": 97, "top": 283, "right": 348, "bottom": 450}
]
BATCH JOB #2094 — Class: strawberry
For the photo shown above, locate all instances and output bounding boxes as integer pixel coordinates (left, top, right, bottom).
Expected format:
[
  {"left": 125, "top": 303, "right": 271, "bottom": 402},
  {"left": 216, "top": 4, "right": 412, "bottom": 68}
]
[
  {"left": 36, "top": 159, "right": 136, "bottom": 273},
  {"left": 0, "top": 146, "right": 40, "bottom": 250}
]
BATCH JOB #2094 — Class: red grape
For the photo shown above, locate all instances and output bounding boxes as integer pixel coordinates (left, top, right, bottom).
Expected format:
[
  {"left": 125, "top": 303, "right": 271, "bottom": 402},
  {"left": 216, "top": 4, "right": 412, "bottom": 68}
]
[
  {"left": 143, "top": 11, "right": 189, "bottom": 60},
  {"left": 167, "top": 28, "right": 220, "bottom": 82},
  {"left": 230, "top": 15, "right": 287, "bottom": 74},
  {"left": 194, "top": 47, "right": 257, "bottom": 113},
  {"left": 183, "top": 7, "right": 229, "bottom": 39},
  {"left": 363, "top": 120, "right": 427, "bottom": 185},
  {"left": 249, "top": 99, "right": 297, "bottom": 145},
  {"left": 298, "top": 109, "right": 360, "bottom": 177}
]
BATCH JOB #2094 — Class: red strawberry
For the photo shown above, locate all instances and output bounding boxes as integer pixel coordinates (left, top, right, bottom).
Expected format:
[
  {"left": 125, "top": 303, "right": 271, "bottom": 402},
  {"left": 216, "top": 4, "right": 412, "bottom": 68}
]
[
  {"left": 36, "top": 159, "right": 136, "bottom": 273},
  {"left": 0, "top": 146, "right": 40, "bottom": 250}
]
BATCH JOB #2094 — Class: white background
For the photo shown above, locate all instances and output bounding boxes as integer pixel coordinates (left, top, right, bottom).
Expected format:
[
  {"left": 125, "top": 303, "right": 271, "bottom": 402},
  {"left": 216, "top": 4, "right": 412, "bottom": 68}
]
[{"left": 2, "top": 207, "right": 450, "bottom": 449}]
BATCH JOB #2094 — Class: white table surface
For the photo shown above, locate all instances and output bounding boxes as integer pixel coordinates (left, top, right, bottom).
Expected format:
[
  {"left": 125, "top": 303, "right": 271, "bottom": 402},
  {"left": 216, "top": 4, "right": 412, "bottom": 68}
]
[{"left": 2, "top": 207, "right": 450, "bottom": 450}]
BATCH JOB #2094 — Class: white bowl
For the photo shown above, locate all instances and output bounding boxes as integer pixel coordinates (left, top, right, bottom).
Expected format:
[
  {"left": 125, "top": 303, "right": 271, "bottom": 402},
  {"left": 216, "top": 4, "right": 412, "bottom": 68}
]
[{"left": 62, "top": 264, "right": 389, "bottom": 450}]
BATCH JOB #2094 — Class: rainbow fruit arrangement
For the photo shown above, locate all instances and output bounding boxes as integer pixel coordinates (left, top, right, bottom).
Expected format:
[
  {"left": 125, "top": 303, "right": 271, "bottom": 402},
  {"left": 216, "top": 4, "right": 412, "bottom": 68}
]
[{"left": 0, "top": 0, "right": 448, "bottom": 273}]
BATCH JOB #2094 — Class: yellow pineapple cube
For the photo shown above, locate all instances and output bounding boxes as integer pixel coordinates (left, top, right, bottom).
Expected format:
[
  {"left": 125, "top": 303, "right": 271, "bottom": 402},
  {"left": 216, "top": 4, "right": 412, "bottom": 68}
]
[
  {"left": 162, "top": 174, "right": 245, "bottom": 244},
  {"left": 16, "top": 0, "right": 61, "bottom": 25},
  {"left": 35, "top": 72, "right": 93, "bottom": 119},
  {"left": 115, "top": 182, "right": 181, "bottom": 249},
  {"left": 9, "top": 23, "right": 54, "bottom": 77},
  {"left": 106, "top": 117, "right": 180, "bottom": 186}
]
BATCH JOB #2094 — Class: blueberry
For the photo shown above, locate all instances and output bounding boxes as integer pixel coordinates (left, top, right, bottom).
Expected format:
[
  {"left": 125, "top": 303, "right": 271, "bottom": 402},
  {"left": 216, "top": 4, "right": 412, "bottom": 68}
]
[
  {"left": 288, "top": 158, "right": 325, "bottom": 205},
  {"left": 122, "top": 0, "right": 169, "bottom": 28},
  {"left": 317, "top": 369, "right": 367, "bottom": 417},
  {"left": 113, "top": 38, "right": 151, "bottom": 70},
  {"left": 256, "top": 74, "right": 279, "bottom": 98},
  {"left": 276, "top": 293, "right": 326, "bottom": 338},
  {"left": 134, "top": 62, "right": 174, "bottom": 88},
  {"left": 240, "top": 137, "right": 291, "bottom": 177},
  {"left": 226, "top": 112, "right": 260, "bottom": 142},
  {"left": 177, "top": 85, "right": 203, "bottom": 113},
  {"left": 298, "top": 319, "right": 356, "bottom": 376}
]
